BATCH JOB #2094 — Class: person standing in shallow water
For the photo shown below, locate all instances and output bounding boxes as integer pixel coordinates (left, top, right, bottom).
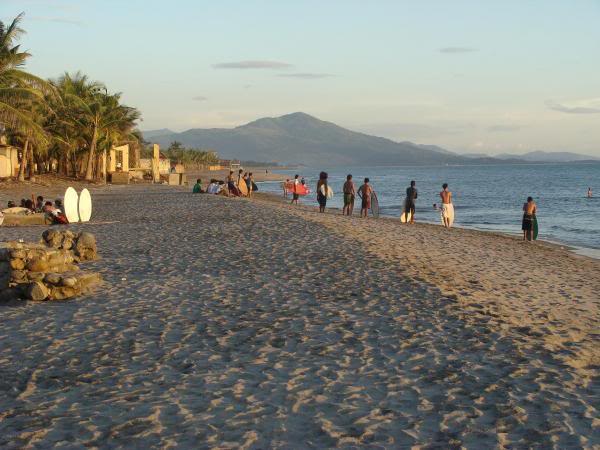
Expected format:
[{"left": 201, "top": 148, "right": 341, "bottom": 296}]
[
  {"left": 522, "top": 196, "right": 537, "bottom": 241},
  {"left": 357, "top": 178, "right": 373, "bottom": 218},
  {"left": 342, "top": 174, "right": 356, "bottom": 216},
  {"left": 440, "top": 183, "right": 453, "bottom": 228},
  {"left": 316, "top": 172, "right": 328, "bottom": 213},
  {"left": 588, "top": 187, "right": 593, "bottom": 198},
  {"left": 405, "top": 180, "right": 418, "bottom": 224}
]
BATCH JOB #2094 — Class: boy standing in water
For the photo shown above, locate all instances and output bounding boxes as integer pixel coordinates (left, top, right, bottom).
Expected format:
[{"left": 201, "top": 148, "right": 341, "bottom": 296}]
[
  {"left": 357, "top": 178, "right": 373, "bottom": 218},
  {"left": 522, "top": 196, "right": 537, "bottom": 241},
  {"left": 342, "top": 174, "right": 356, "bottom": 216},
  {"left": 405, "top": 180, "right": 418, "bottom": 224},
  {"left": 439, "top": 183, "right": 453, "bottom": 228}
]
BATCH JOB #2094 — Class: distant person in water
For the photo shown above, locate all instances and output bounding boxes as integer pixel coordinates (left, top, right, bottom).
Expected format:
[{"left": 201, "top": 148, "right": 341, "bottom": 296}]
[
  {"left": 193, "top": 178, "right": 203, "bottom": 193},
  {"left": 358, "top": 178, "right": 373, "bottom": 218},
  {"left": 588, "top": 187, "right": 593, "bottom": 198},
  {"left": 405, "top": 180, "right": 418, "bottom": 224},
  {"left": 342, "top": 174, "right": 356, "bottom": 216},
  {"left": 440, "top": 183, "right": 453, "bottom": 228},
  {"left": 522, "top": 196, "right": 537, "bottom": 241},
  {"left": 291, "top": 174, "right": 300, "bottom": 205},
  {"left": 283, "top": 179, "right": 290, "bottom": 198},
  {"left": 316, "top": 172, "right": 329, "bottom": 213}
]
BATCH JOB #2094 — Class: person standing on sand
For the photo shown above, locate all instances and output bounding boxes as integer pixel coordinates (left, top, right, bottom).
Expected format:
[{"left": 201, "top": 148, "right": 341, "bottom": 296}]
[
  {"left": 342, "top": 174, "right": 356, "bottom": 216},
  {"left": 522, "top": 196, "right": 537, "bottom": 241},
  {"left": 440, "top": 183, "right": 453, "bottom": 228},
  {"left": 405, "top": 180, "right": 418, "bottom": 224},
  {"left": 227, "top": 170, "right": 236, "bottom": 196},
  {"left": 247, "top": 173, "right": 254, "bottom": 198},
  {"left": 588, "top": 187, "right": 593, "bottom": 198},
  {"left": 316, "top": 172, "right": 328, "bottom": 213},
  {"left": 357, "top": 178, "right": 373, "bottom": 218},
  {"left": 291, "top": 174, "right": 300, "bottom": 205}
]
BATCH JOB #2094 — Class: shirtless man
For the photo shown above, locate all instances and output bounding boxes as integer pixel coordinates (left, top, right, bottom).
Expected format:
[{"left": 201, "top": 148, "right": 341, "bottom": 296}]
[
  {"left": 342, "top": 174, "right": 356, "bottom": 216},
  {"left": 405, "top": 180, "right": 418, "bottom": 224},
  {"left": 439, "top": 183, "right": 453, "bottom": 228},
  {"left": 357, "top": 178, "right": 373, "bottom": 218},
  {"left": 522, "top": 196, "right": 537, "bottom": 241}
]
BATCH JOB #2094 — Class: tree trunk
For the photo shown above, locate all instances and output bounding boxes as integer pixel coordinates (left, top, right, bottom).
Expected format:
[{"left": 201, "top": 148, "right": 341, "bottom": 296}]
[
  {"left": 84, "top": 127, "right": 98, "bottom": 181},
  {"left": 17, "top": 140, "right": 29, "bottom": 182},
  {"left": 27, "top": 145, "right": 35, "bottom": 180}
]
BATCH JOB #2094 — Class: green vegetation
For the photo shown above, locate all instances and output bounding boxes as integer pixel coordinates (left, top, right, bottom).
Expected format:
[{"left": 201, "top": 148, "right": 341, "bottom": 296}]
[
  {"left": 141, "top": 141, "right": 220, "bottom": 169},
  {"left": 0, "top": 13, "right": 142, "bottom": 181}
]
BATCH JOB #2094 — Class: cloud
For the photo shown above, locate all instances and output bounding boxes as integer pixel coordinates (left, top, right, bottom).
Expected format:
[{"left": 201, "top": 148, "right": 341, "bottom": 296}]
[
  {"left": 546, "top": 100, "right": 600, "bottom": 114},
  {"left": 277, "top": 73, "right": 334, "bottom": 79},
  {"left": 487, "top": 125, "right": 521, "bottom": 132},
  {"left": 212, "top": 60, "right": 293, "bottom": 70},
  {"left": 29, "top": 16, "right": 84, "bottom": 26},
  {"left": 192, "top": 96, "right": 208, "bottom": 102},
  {"left": 439, "top": 47, "right": 478, "bottom": 54}
]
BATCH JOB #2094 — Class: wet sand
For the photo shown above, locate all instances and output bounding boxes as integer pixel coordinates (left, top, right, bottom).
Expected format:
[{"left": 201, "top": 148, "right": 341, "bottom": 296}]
[{"left": 1, "top": 185, "right": 598, "bottom": 448}]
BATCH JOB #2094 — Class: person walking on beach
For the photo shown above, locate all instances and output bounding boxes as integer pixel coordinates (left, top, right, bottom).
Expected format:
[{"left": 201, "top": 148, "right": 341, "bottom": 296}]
[
  {"left": 522, "top": 196, "right": 537, "bottom": 241},
  {"left": 317, "top": 172, "right": 329, "bottom": 213},
  {"left": 405, "top": 180, "right": 418, "bottom": 224},
  {"left": 440, "top": 183, "right": 453, "bottom": 228},
  {"left": 283, "top": 179, "right": 290, "bottom": 198},
  {"left": 291, "top": 174, "right": 300, "bottom": 205},
  {"left": 588, "top": 187, "right": 593, "bottom": 198},
  {"left": 357, "top": 178, "right": 373, "bottom": 218},
  {"left": 343, "top": 174, "right": 356, "bottom": 216}
]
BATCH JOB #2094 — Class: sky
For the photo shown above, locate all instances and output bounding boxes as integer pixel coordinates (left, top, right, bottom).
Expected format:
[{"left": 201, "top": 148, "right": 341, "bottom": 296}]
[{"left": 2, "top": 0, "right": 600, "bottom": 155}]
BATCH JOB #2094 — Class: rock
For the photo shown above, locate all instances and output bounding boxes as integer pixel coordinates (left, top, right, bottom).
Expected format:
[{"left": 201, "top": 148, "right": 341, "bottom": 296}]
[
  {"left": 61, "top": 277, "right": 77, "bottom": 287},
  {"left": 10, "top": 270, "right": 27, "bottom": 283},
  {"left": 44, "top": 273, "right": 62, "bottom": 285},
  {"left": 0, "top": 261, "right": 9, "bottom": 274},
  {"left": 10, "top": 259, "right": 26, "bottom": 270},
  {"left": 62, "top": 239, "right": 74, "bottom": 250},
  {"left": 42, "top": 230, "right": 62, "bottom": 248},
  {"left": 27, "top": 258, "right": 49, "bottom": 272},
  {"left": 77, "top": 232, "right": 96, "bottom": 248},
  {"left": 28, "top": 272, "right": 45, "bottom": 282},
  {"left": 49, "top": 286, "right": 80, "bottom": 300},
  {"left": 9, "top": 249, "right": 26, "bottom": 260},
  {"left": 26, "top": 281, "right": 49, "bottom": 301}
]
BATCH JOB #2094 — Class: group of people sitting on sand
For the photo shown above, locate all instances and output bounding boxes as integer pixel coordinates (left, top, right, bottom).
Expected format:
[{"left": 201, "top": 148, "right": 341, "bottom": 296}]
[
  {"left": 192, "top": 169, "right": 258, "bottom": 198},
  {"left": 2, "top": 196, "right": 69, "bottom": 224}
]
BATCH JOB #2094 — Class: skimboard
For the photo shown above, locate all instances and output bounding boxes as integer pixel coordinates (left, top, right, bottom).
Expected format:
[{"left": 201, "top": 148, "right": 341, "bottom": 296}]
[
  {"left": 78, "top": 188, "right": 92, "bottom": 222},
  {"left": 64, "top": 187, "right": 79, "bottom": 223},
  {"left": 370, "top": 192, "right": 380, "bottom": 218},
  {"left": 320, "top": 184, "right": 333, "bottom": 199},
  {"left": 533, "top": 216, "right": 538, "bottom": 240},
  {"left": 286, "top": 182, "right": 310, "bottom": 196},
  {"left": 440, "top": 203, "right": 455, "bottom": 227},
  {"left": 238, "top": 179, "right": 249, "bottom": 196}
]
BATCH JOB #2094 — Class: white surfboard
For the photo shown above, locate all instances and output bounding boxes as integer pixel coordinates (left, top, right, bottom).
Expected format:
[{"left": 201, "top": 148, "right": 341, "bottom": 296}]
[
  {"left": 320, "top": 184, "right": 334, "bottom": 199},
  {"left": 440, "top": 203, "right": 455, "bottom": 227},
  {"left": 78, "top": 188, "right": 92, "bottom": 222},
  {"left": 64, "top": 187, "right": 80, "bottom": 223}
]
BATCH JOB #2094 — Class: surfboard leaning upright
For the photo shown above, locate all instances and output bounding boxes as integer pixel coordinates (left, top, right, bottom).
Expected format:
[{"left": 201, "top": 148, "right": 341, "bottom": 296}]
[
  {"left": 370, "top": 192, "right": 380, "bottom": 218},
  {"left": 78, "top": 188, "right": 92, "bottom": 222},
  {"left": 64, "top": 187, "right": 80, "bottom": 223}
]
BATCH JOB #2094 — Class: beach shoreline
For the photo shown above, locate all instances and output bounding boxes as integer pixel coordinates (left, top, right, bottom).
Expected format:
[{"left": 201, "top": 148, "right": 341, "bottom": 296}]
[{"left": 1, "top": 185, "right": 598, "bottom": 447}]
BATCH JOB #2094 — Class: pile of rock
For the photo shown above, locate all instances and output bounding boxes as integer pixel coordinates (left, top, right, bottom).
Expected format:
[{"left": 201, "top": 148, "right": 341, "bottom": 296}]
[{"left": 0, "top": 230, "right": 102, "bottom": 302}]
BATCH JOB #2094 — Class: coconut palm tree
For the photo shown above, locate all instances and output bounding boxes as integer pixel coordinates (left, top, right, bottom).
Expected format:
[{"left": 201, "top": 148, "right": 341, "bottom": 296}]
[{"left": 0, "top": 13, "right": 54, "bottom": 145}]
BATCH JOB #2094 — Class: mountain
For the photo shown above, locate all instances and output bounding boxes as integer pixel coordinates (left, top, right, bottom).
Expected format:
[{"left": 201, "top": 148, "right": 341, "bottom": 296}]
[
  {"left": 495, "top": 151, "right": 599, "bottom": 163},
  {"left": 142, "top": 128, "right": 176, "bottom": 139},
  {"left": 144, "top": 112, "right": 483, "bottom": 166}
]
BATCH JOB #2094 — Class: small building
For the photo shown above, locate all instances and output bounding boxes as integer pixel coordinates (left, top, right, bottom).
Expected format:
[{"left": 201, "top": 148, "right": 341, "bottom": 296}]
[{"left": 0, "top": 136, "right": 19, "bottom": 178}]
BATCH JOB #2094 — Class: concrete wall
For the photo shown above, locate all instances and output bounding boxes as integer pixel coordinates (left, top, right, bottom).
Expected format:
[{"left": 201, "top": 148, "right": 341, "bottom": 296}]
[{"left": 0, "top": 146, "right": 19, "bottom": 178}]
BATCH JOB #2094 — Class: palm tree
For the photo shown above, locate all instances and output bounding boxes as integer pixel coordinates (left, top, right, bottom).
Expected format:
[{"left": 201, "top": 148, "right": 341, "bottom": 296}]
[{"left": 0, "top": 13, "right": 54, "bottom": 151}]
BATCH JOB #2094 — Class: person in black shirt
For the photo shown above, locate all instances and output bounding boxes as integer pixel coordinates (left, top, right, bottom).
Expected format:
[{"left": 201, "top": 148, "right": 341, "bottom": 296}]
[{"left": 405, "top": 180, "right": 418, "bottom": 224}]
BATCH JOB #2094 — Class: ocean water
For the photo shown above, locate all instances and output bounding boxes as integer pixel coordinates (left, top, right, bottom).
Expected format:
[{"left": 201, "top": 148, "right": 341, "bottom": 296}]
[{"left": 259, "top": 163, "right": 600, "bottom": 251}]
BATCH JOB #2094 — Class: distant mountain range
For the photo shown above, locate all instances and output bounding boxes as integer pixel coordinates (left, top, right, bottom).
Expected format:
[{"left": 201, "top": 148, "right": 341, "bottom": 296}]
[
  {"left": 494, "top": 151, "right": 599, "bottom": 163},
  {"left": 143, "top": 113, "right": 599, "bottom": 166}
]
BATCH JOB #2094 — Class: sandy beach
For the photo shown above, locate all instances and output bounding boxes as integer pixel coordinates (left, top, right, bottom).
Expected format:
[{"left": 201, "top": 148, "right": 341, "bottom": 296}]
[{"left": 1, "top": 185, "right": 599, "bottom": 448}]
